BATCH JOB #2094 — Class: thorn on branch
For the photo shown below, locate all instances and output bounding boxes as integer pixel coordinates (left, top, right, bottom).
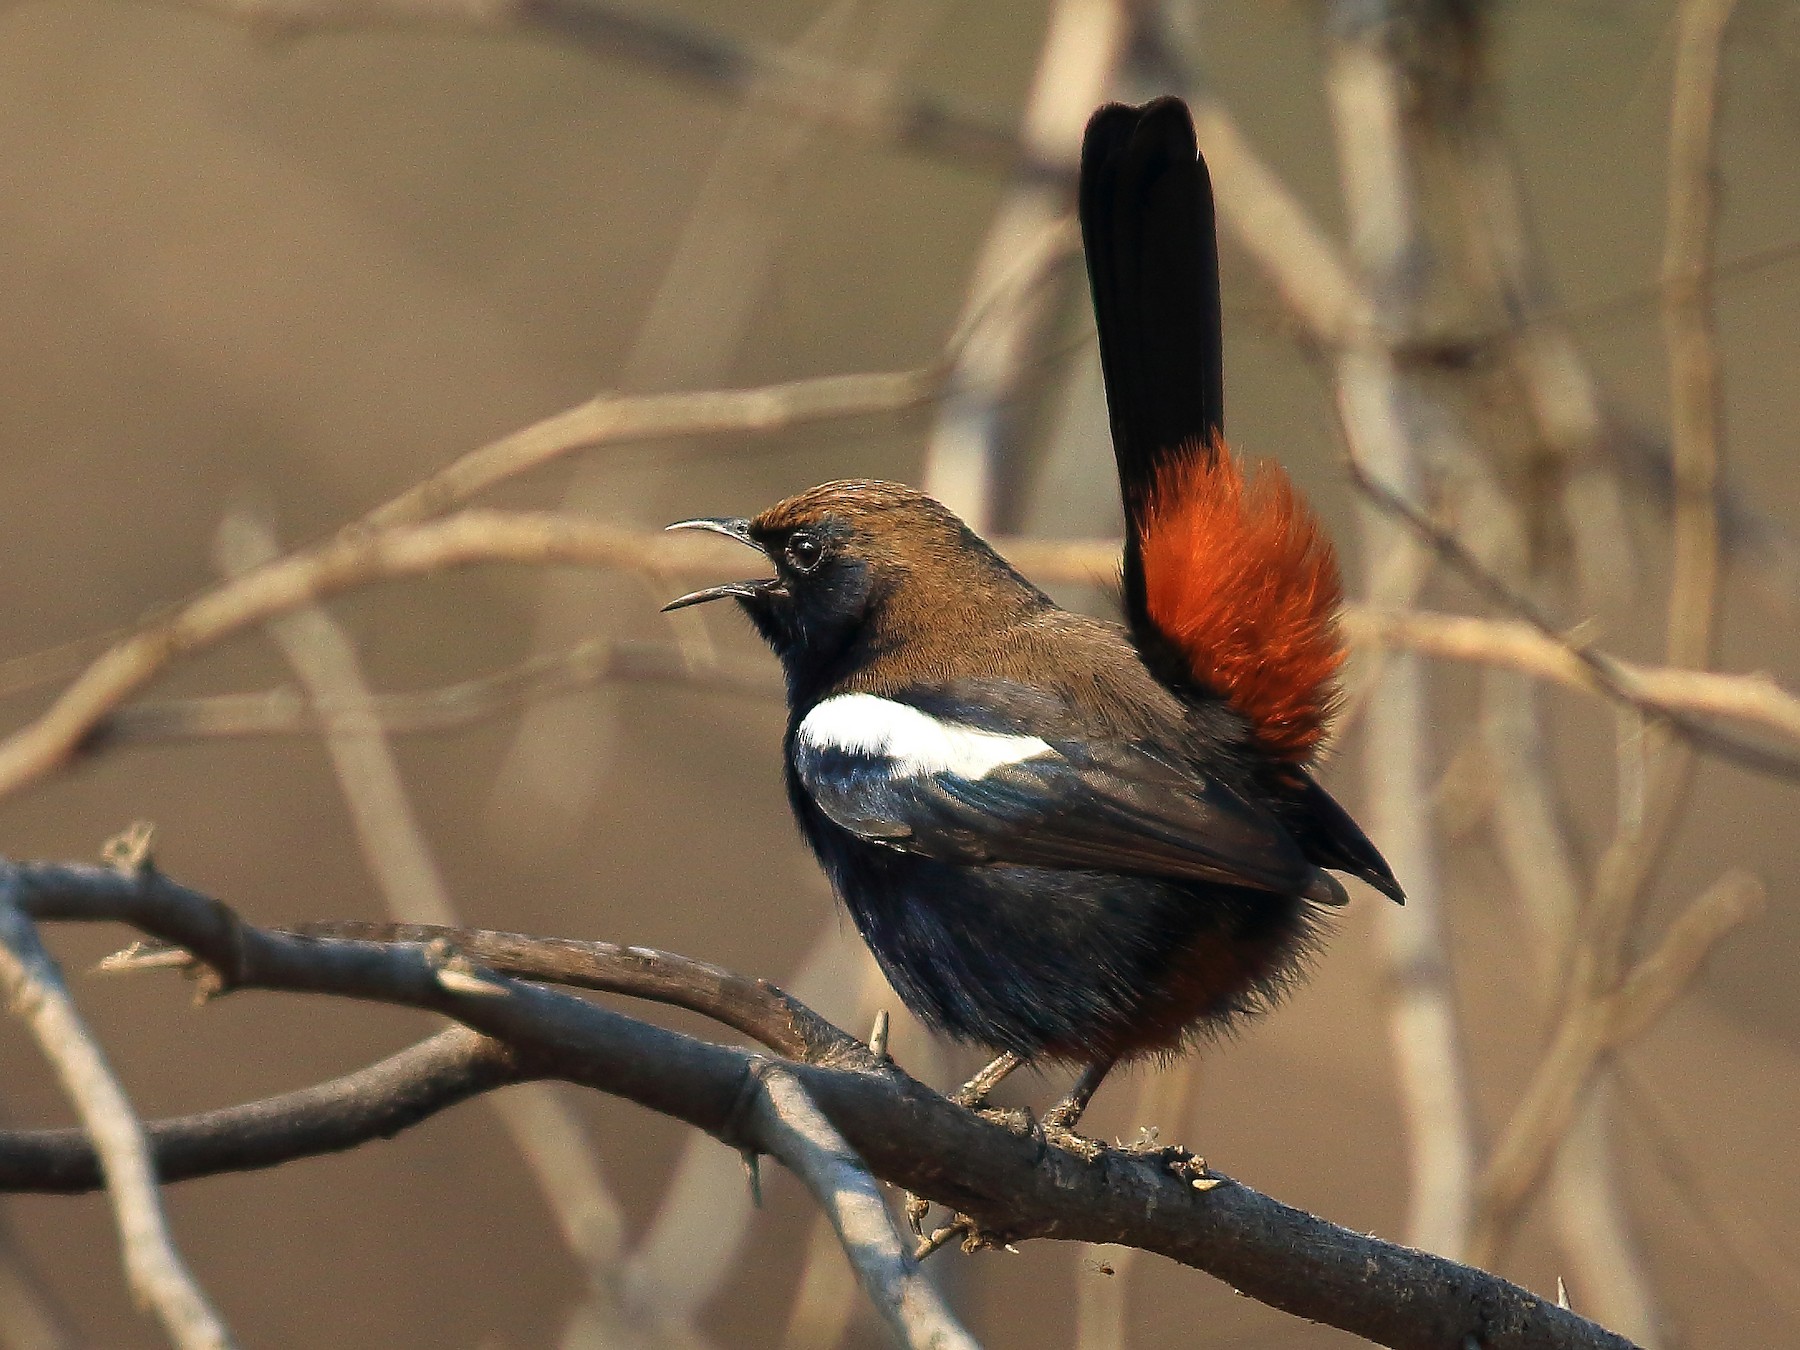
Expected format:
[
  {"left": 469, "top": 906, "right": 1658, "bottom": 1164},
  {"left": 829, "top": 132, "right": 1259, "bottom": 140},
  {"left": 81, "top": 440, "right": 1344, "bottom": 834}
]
[
  {"left": 867, "top": 1008, "right": 890, "bottom": 1062},
  {"left": 741, "top": 1150, "right": 763, "bottom": 1208},
  {"left": 102, "top": 822, "right": 157, "bottom": 877},
  {"left": 422, "top": 939, "right": 512, "bottom": 999}
]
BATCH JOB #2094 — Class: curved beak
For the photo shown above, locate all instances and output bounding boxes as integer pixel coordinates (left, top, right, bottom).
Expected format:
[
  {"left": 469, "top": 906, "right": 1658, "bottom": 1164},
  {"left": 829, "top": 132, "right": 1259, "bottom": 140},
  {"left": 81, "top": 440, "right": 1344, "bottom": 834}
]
[
  {"left": 665, "top": 516, "right": 755, "bottom": 546},
  {"left": 661, "top": 517, "right": 777, "bottom": 612}
]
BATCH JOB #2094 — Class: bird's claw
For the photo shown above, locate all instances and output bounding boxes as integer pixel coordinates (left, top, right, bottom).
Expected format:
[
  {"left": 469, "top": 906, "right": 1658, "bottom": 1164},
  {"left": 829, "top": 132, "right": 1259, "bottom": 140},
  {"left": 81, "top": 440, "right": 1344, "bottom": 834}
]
[
  {"left": 1042, "top": 1121, "right": 1106, "bottom": 1161},
  {"left": 903, "top": 1189, "right": 932, "bottom": 1237},
  {"left": 912, "top": 1213, "right": 1007, "bottom": 1260}
]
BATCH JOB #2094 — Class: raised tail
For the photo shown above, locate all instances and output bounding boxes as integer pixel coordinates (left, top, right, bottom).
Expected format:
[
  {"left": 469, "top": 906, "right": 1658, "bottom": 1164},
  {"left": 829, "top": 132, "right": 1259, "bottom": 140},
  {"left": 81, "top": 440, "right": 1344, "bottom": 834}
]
[
  {"left": 1080, "top": 97, "right": 1224, "bottom": 534},
  {"left": 1081, "top": 99, "right": 1345, "bottom": 766}
]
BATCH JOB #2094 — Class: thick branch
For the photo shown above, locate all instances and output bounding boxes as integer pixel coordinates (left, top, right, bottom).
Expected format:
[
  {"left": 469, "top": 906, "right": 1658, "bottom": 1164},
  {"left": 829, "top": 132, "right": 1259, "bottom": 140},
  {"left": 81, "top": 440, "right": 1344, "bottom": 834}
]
[{"left": 0, "top": 860, "right": 1636, "bottom": 1350}]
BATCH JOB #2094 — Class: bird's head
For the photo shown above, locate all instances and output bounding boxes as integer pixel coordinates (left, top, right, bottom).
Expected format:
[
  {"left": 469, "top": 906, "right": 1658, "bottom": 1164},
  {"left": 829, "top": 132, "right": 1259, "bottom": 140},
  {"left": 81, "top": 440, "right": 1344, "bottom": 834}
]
[{"left": 663, "top": 479, "right": 1044, "bottom": 689}]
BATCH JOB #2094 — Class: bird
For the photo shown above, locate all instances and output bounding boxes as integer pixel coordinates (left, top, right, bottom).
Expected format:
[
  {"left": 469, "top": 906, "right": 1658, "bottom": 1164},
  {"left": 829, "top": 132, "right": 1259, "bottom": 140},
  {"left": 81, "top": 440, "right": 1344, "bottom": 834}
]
[{"left": 662, "top": 96, "right": 1402, "bottom": 1138}]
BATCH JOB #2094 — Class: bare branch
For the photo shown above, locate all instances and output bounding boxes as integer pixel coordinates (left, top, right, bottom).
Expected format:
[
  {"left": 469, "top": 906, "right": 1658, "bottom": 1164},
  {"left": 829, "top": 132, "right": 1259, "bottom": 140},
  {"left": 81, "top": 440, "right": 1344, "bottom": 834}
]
[
  {"left": 234, "top": 919, "right": 855, "bottom": 1061},
  {"left": 1661, "top": 0, "right": 1738, "bottom": 672},
  {"left": 0, "top": 876, "right": 233, "bottom": 1350},
  {"left": 364, "top": 367, "right": 940, "bottom": 530},
  {"left": 1344, "top": 610, "right": 1800, "bottom": 751},
  {"left": 86, "top": 600, "right": 1800, "bottom": 774},
  {"left": 1471, "top": 871, "right": 1764, "bottom": 1262},
  {"left": 91, "top": 639, "right": 777, "bottom": 747},
  {"left": 0, "top": 513, "right": 1115, "bottom": 801},
  {"left": 2, "top": 860, "right": 1639, "bottom": 1350},
  {"left": 915, "top": 0, "right": 1125, "bottom": 528},
  {"left": 744, "top": 1067, "right": 981, "bottom": 1350},
  {"left": 0, "top": 1026, "right": 521, "bottom": 1192},
  {"left": 1349, "top": 471, "right": 1800, "bottom": 784},
  {"left": 1325, "top": 0, "right": 1476, "bottom": 1260}
]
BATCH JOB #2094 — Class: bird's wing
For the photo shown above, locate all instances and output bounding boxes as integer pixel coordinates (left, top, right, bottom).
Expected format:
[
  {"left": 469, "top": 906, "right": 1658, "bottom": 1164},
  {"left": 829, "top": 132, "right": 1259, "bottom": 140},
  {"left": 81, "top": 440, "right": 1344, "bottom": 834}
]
[{"left": 791, "top": 691, "right": 1323, "bottom": 896}]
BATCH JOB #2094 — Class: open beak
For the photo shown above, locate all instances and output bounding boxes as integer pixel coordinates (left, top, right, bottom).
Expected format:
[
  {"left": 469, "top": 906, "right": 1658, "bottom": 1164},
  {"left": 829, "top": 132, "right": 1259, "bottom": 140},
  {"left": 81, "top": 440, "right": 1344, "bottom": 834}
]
[{"left": 661, "top": 517, "right": 778, "bottom": 612}]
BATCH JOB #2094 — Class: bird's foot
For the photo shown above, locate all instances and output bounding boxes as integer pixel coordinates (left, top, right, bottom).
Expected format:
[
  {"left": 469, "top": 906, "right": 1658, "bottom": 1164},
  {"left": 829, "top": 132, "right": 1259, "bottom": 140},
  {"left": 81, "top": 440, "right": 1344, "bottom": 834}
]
[
  {"left": 912, "top": 1212, "right": 1012, "bottom": 1260},
  {"left": 1102, "top": 1128, "right": 1224, "bottom": 1188},
  {"left": 1041, "top": 1119, "right": 1107, "bottom": 1162},
  {"left": 949, "top": 1050, "right": 1026, "bottom": 1111}
]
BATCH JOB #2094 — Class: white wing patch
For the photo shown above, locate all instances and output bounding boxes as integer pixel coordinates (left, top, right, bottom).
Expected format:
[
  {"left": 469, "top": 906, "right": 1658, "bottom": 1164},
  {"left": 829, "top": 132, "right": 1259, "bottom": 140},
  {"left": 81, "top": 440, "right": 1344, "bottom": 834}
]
[{"left": 798, "top": 694, "right": 1054, "bottom": 780}]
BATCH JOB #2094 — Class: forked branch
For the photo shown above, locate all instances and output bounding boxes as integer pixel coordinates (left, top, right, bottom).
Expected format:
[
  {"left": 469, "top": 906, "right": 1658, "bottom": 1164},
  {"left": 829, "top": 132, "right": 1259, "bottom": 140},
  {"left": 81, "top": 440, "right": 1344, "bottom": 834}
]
[{"left": 0, "top": 857, "right": 1637, "bottom": 1350}]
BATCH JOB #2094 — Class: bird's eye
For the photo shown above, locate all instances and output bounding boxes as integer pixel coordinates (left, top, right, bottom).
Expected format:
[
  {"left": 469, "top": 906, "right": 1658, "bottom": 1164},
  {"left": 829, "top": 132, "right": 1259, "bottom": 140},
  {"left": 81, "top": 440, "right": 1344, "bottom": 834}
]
[{"left": 784, "top": 531, "right": 825, "bottom": 574}]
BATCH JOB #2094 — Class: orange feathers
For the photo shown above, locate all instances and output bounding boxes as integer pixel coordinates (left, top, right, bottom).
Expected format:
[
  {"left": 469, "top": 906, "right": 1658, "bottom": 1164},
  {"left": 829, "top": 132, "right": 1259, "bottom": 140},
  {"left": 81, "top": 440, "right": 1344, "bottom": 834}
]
[{"left": 1138, "top": 441, "right": 1344, "bottom": 762}]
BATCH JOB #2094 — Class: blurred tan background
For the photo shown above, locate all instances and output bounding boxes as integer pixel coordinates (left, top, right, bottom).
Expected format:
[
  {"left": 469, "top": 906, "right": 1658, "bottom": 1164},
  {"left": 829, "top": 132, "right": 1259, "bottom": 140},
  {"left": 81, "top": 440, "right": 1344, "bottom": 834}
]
[{"left": 1, "top": 1, "right": 1798, "bottom": 1346}]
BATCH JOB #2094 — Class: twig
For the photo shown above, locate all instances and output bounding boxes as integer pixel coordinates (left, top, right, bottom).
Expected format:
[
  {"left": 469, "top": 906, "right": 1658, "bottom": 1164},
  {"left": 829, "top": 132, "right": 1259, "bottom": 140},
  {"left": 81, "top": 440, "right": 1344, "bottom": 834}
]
[
  {"left": 1661, "top": 0, "right": 1738, "bottom": 673},
  {"left": 1344, "top": 610, "right": 1800, "bottom": 750},
  {"left": 915, "top": 0, "right": 1126, "bottom": 528},
  {"left": 745, "top": 1066, "right": 981, "bottom": 1350},
  {"left": 1, "top": 859, "right": 1641, "bottom": 1350},
  {"left": 12, "top": 496, "right": 1800, "bottom": 799},
  {"left": 89, "top": 639, "right": 777, "bottom": 747},
  {"left": 151, "top": 0, "right": 1026, "bottom": 178},
  {"left": 119, "top": 918, "right": 852, "bottom": 1062},
  {"left": 0, "top": 1025, "right": 521, "bottom": 1192},
  {"left": 0, "top": 876, "right": 234, "bottom": 1350},
  {"left": 1350, "top": 470, "right": 1800, "bottom": 783},
  {"left": 0, "top": 511, "right": 1116, "bottom": 803},
  {"left": 1470, "top": 870, "right": 1764, "bottom": 1263},
  {"left": 364, "top": 366, "right": 940, "bottom": 530}
]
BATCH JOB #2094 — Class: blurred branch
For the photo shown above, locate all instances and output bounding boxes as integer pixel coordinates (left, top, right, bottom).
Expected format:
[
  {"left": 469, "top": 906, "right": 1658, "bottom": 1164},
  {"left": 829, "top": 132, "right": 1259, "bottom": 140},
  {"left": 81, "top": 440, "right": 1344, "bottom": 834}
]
[
  {"left": 1466, "top": 0, "right": 1743, "bottom": 1281},
  {"left": 1661, "top": 0, "right": 1737, "bottom": 673},
  {"left": 1325, "top": 0, "right": 1476, "bottom": 1260},
  {"left": 1184, "top": 87, "right": 1368, "bottom": 347},
  {"left": 1471, "top": 871, "right": 1764, "bottom": 1263},
  {"left": 916, "top": 0, "right": 1126, "bottom": 529},
  {"left": 0, "top": 859, "right": 1641, "bottom": 1350},
  {"left": 1423, "top": 5, "right": 1650, "bottom": 1323},
  {"left": 365, "top": 366, "right": 941, "bottom": 530},
  {"left": 213, "top": 517, "right": 695, "bottom": 1350},
  {"left": 154, "top": 0, "right": 1026, "bottom": 177},
  {"left": 89, "top": 639, "right": 777, "bottom": 748},
  {"left": 0, "top": 869, "right": 233, "bottom": 1350},
  {"left": 489, "top": 0, "right": 949, "bottom": 885},
  {"left": 96, "top": 602, "right": 1800, "bottom": 760},
  {"left": 1343, "top": 610, "right": 1800, "bottom": 753},
  {"left": 1350, "top": 469, "right": 1800, "bottom": 783},
  {"left": 744, "top": 1067, "right": 981, "bottom": 1350},
  {"left": 15, "top": 503, "right": 1800, "bottom": 787},
  {"left": 1435, "top": 6, "right": 1633, "bottom": 611}
]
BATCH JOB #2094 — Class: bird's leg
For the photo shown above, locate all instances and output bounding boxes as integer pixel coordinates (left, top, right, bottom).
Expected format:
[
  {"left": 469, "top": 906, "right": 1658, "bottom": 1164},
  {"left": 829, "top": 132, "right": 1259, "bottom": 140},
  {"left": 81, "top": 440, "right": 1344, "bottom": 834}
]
[
  {"left": 1040, "top": 1057, "right": 1117, "bottom": 1135},
  {"left": 906, "top": 1051, "right": 1029, "bottom": 1239},
  {"left": 950, "top": 1050, "right": 1027, "bottom": 1109}
]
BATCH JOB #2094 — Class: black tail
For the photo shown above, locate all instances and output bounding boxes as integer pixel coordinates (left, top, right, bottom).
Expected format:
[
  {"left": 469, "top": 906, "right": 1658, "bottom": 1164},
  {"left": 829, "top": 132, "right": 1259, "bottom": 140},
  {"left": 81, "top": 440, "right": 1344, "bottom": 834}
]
[{"left": 1080, "top": 97, "right": 1224, "bottom": 526}]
